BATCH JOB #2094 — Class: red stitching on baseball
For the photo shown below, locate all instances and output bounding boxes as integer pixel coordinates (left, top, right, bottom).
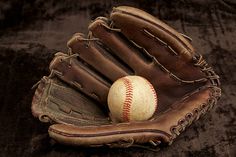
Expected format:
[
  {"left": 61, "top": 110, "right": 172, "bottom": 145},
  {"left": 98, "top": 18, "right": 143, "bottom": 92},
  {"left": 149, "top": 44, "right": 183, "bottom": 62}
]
[
  {"left": 144, "top": 79, "right": 158, "bottom": 112},
  {"left": 122, "top": 77, "right": 133, "bottom": 121}
]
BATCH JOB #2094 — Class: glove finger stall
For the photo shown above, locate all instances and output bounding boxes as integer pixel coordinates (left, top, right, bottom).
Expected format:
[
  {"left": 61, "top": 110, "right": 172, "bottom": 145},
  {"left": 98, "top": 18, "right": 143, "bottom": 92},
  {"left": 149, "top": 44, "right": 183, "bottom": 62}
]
[
  {"left": 110, "top": 6, "right": 206, "bottom": 81},
  {"left": 49, "top": 52, "right": 109, "bottom": 104},
  {"left": 67, "top": 33, "right": 130, "bottom": 81}
]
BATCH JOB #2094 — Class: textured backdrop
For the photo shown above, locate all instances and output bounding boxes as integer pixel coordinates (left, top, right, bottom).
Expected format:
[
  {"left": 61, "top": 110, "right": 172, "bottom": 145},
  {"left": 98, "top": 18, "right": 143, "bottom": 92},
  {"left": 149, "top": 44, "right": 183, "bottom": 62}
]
[{"left": 0, "top": 0, "right": 235, "bottom": 156}]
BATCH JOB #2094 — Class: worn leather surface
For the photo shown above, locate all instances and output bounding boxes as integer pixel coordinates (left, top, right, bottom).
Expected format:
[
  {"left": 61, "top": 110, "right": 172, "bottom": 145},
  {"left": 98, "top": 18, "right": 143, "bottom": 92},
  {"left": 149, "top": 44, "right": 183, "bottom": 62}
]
[
  {"left": 0, "top": 0, "right": 235, "bottom": 156},
  {"left": 31, "top": 6, "right": 220, "bottom": 148}
]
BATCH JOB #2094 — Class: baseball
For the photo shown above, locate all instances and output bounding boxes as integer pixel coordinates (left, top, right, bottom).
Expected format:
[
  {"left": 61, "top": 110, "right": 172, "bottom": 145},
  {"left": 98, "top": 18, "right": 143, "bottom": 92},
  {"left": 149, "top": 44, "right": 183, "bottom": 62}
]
[{"left": 107, "top": 75, "right": 158, "bottom": 122}]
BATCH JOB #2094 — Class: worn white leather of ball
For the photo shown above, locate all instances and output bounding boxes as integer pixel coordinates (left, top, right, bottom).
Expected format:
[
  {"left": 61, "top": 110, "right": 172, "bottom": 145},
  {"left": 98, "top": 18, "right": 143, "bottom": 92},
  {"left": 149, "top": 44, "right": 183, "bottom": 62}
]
[{"left": 107, "top": 75, "right": 158, "bottom": 122}]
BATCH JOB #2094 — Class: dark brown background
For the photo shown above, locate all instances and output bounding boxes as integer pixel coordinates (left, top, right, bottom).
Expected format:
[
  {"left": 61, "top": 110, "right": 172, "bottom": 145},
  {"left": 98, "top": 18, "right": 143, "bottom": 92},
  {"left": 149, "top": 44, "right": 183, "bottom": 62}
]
[{"left": 0, "top": 0, "right": 235, "bottom": 156}]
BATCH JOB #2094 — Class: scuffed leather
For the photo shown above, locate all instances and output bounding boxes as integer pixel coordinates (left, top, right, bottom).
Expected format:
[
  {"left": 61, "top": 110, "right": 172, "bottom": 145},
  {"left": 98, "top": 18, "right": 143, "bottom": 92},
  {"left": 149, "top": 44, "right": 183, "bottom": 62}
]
[{"left": 32, "top": 6, "right": 221, "bottom": 148}]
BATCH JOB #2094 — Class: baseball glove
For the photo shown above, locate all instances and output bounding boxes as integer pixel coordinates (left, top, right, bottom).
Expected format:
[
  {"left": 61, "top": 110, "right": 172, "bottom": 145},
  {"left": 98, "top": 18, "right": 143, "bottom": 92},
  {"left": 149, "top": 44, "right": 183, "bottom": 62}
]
[{"left": 32, "top": 6, "right": 221, "bottom": 149}]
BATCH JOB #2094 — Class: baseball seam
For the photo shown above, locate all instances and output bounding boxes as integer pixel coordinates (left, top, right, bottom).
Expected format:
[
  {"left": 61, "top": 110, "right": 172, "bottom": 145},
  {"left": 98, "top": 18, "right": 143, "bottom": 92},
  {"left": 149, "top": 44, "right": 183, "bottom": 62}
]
[
  {"left": 122, "top": 78, "right": 133, "bottom": 122},
  {"left": 144, "top": 79, "right": 158, "bottom": 112}
]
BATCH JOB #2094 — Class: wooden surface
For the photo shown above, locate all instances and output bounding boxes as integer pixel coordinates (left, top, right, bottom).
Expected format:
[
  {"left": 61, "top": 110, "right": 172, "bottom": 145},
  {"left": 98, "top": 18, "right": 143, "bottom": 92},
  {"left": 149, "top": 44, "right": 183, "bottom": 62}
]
[{"left": 0, "top": 0, "right": 235, "bottom": 156}]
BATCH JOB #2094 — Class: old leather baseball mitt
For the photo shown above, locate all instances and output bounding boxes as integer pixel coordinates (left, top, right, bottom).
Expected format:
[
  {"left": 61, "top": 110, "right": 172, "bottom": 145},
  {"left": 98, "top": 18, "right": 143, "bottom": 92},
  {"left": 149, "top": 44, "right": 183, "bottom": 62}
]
[{"left": 32, "top": 6, "right": 221, "bottom": 149}]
